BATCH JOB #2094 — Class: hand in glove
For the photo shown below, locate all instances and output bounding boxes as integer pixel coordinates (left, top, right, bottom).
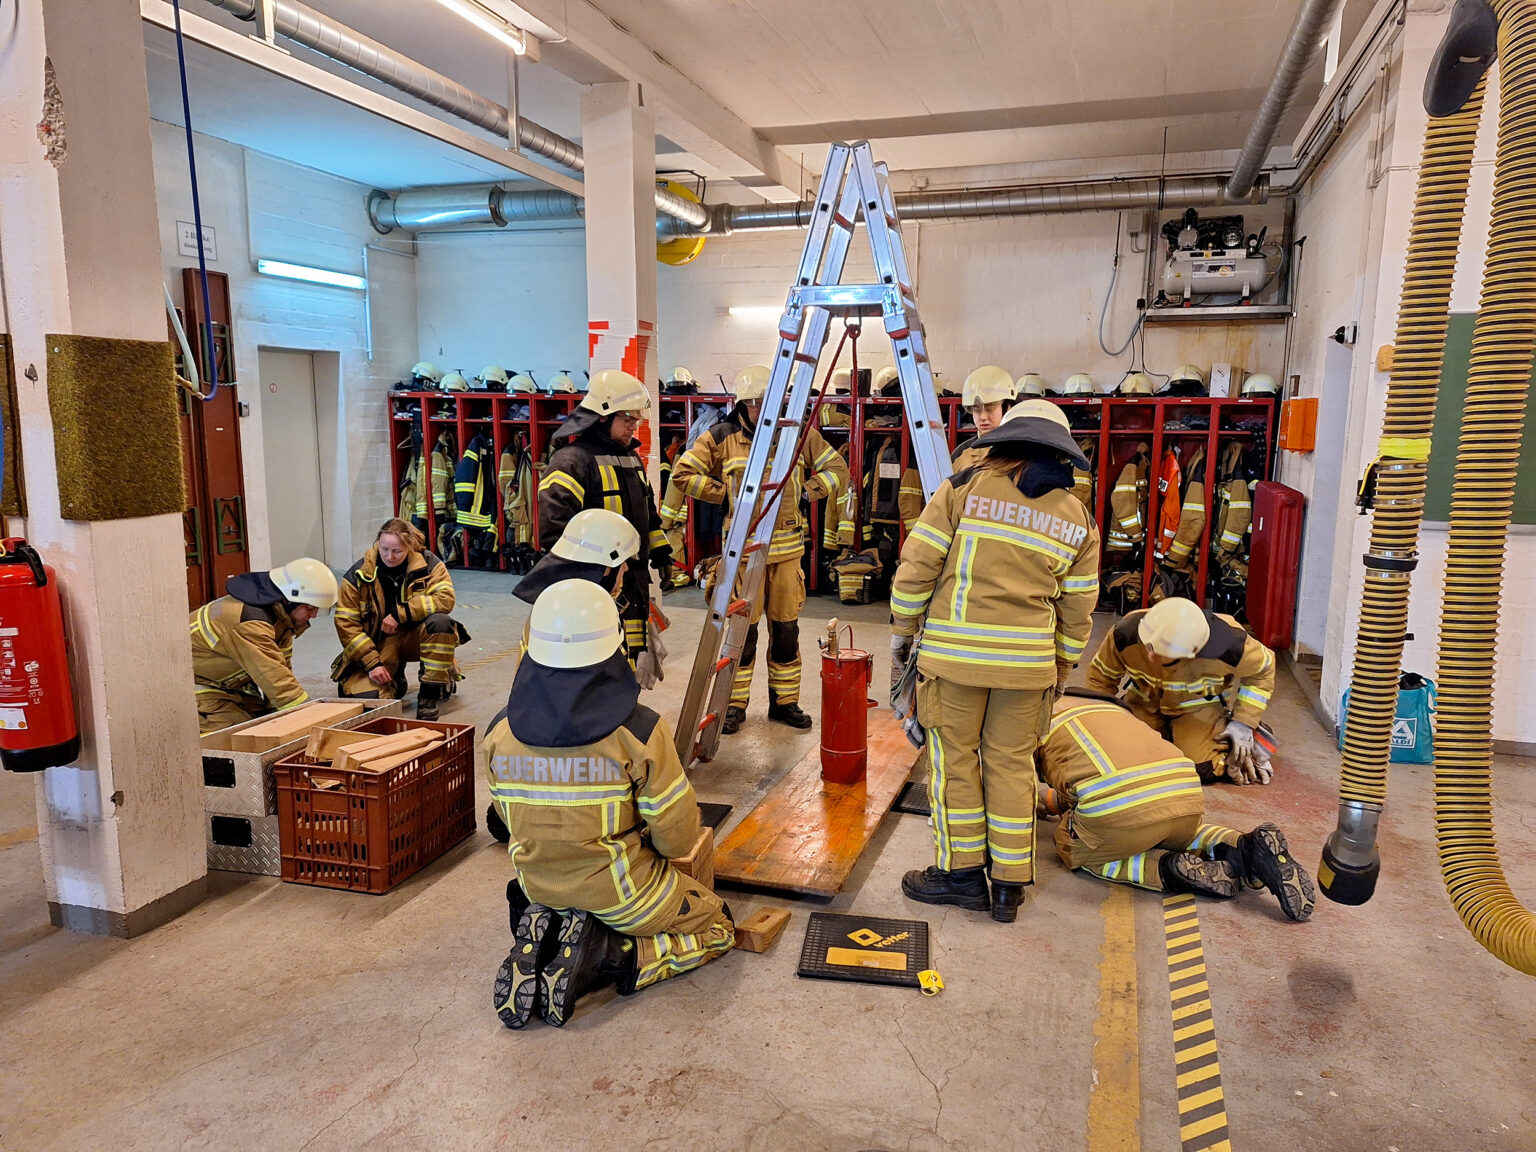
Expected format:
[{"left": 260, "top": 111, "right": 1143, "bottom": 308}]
[
  {"left": 1054, "top": 660, "right": 1074, "bottom": 701},
  {"left": 635, "top": 649, "right": 662, "bottom": 691},
  {"left": 650, "top": 547, "right": 674, "bottom": 586},
  {"left": 890, "top": 633, "right": 915, "bottom": 691},
  {"left": 1248, "top": 736, "right": 1274, "bottom": 785},
  {"left": 1222, "top": 720, "right": 1258, "bottom": 783}
]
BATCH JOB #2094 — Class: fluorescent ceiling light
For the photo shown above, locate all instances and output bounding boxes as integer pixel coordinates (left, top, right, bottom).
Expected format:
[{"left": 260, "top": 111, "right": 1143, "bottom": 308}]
[
  {"left": 428, "top": 0, "right": 531, "bottom": 55},
  {"left": 256, "top": 259, "right": 367, "bottom": 290},
  {"left": 727, "top": 305, "right": 782, "bottom": 320}
]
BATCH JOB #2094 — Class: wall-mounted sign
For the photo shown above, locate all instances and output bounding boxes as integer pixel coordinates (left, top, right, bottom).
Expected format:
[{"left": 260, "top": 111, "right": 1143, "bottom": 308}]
[{"left": 177, "top": 221, "right": 217, "bottom": 262}]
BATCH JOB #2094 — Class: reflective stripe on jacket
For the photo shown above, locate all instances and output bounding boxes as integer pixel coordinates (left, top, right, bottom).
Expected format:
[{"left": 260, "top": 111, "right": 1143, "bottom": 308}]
[
  {"left": 1085, "top": 608, "right": 1275, "bottom": 727},
  {"left": 890, "top": 462, "right": 1100, "bottom": 689},
  {"left": 190, "top": 595, "right": 309, "bottom": 710},
  {"left": 331, "top": 547, "right": 456, "bottom": 679},
  {"left": 454, "top": 433, "right": 498, "bottom": 531},
  {"left": 1039, "top": 699, "right": 1204, "bottom": 826},
  {"left": 1107, "top": 443, "right": 1149, "bottom": 551}
]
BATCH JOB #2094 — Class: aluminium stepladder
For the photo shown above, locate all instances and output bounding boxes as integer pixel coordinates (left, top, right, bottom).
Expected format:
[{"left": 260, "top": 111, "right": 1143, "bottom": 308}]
[{"left": 674, "top": 141, "right": 955, "bottom": 767}]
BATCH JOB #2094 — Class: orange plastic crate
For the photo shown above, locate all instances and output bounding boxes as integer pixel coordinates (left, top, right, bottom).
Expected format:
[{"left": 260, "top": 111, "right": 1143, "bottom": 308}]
[{"left": 272, "top": 717, "right": 476, "bottom": 893}]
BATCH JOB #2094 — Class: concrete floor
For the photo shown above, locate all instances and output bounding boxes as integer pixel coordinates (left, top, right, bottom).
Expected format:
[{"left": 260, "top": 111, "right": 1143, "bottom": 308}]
[{"left": 2, "top": 571, "right": 1534, "bottom": 1151}]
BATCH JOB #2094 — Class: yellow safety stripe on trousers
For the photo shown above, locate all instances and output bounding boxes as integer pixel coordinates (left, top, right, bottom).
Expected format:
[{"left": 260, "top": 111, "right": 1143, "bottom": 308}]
[
  {"left": 1187, "top": 824, "right": 1240, "bottom": 853},
  {"left": 957, "top": 517, "right": 1076, "bottom": 567},
  {"left": 1163, "top": 896, "right": 1232, "bottom": 1151},
  {"left": 539, "top": 470, "right": 585, "bottom": 502},
  {"left": 635, "top": 923, "right": 735, "bottom": 989},
  {"left": 983, "top": 812, "right": 1034, "bottom": 868},
  {"left": 596, "top": 864, "right": 680, "bottom": 935},
  {"left": 1074, "top": 761, "right": 1202, "bottom": 819},
  {"left": 1093, "top": 853, "right": 1152, "bottom": 888}
]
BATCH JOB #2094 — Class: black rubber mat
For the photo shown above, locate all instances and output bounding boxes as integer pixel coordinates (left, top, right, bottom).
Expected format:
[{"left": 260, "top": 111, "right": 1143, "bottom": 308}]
[
  {"left": 697, "top": 802, "right": 733, "bottom": 830},
  {"left": 893, "top": 780, "right": 931, "bottom": 816},
  {"left": 796, "top": 912, "right": 929, "bottom": 988}
]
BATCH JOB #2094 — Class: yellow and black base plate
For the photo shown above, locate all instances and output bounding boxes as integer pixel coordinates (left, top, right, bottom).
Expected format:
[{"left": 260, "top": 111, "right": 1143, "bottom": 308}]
[{"left": 796, "top": 912, "right": 929, "bottom": 988}]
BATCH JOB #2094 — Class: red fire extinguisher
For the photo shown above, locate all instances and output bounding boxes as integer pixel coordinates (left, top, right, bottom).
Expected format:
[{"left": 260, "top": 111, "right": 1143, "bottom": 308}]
[
  {"left": 0, "top": 539, "right": 80, "bottom": 772},
  {"left": 819, "top": 620, "right": 875, "bottom": 785}
]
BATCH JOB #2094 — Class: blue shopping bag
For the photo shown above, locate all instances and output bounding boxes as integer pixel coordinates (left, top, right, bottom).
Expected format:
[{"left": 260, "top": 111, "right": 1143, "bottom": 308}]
[{"left": 1338, "top": 672, "right": 1436, "bottom": 764}]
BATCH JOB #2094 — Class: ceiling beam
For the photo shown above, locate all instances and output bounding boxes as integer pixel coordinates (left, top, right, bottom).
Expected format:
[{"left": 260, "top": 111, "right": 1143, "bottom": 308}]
[{"left": 508, "top": 0, "right": 803, "bottom": 200}]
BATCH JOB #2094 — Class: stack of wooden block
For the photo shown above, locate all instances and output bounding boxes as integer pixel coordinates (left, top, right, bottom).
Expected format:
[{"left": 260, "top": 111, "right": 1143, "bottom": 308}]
[{"left": 304, "top": 725, "right": 446, "bottom": 773}]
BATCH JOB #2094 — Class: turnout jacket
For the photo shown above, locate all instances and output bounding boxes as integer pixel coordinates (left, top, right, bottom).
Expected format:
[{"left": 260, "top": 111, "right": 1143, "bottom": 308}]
[
  {"left": 190, "top": 573, "right": 310, "bottom": 711},
  {"left": 890, "top": 462, "right": 1100, "bottom": 690},
  {"left": 454, "top": 433, "right": 498, "bottom": 532},
  {"left": 1039, "top": 697, "right": 1204, "bottom": 828},
  {"left": 484, "top": 652, "right": 703, "bottom": 932},
  {"left": 1086, "top": 608, "right": 1275, "bottom": 728},
  {"left": 670, "top": 408, "right": 850, "bottom": 563},
  {"left": 331, "top": 546, "right": 459, "bottom": 679},
  {"left": 1156, "top": 446, "right": 1206, "bottom": 569},
  {"left": 1106, "top": 442, "right": 1150, "bottom": 552}
]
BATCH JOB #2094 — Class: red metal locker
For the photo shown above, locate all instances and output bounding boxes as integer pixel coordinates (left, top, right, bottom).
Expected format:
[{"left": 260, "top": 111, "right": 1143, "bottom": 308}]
[{"left": 1246, "top": 480, "right": 1305, "bottom": 650}]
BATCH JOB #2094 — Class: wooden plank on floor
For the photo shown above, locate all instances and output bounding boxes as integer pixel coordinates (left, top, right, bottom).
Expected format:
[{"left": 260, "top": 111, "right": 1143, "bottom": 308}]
[{"left": 714, "top": 713, "right": 918, "bottom": 897}]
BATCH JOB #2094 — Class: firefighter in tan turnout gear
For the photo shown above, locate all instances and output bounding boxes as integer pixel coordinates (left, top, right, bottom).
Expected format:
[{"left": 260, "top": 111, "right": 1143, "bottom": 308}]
[
  {"left": 950, "top": 365, "right": 1017, "bottom": 470},
  {"left": 485, "top": 580, "right": 735, "bottom": 1029},
  {"left": 890, "top": 399, "right": 1099, "bottom": 923},
  {"left": 1037, "top": 693, "right": 1314, "bottom": 920},
  {"left": 189, "top": 558, "right": 339, "bottom": 734},
  {"left": 1086, "top": 596, "right": 1277, "bottom": 784},
  {"left": 332, "top": 519, "right": 468, "bottom": 721},
  {"left": 670, "top": 364, "right": 850, "bottom": 733}
]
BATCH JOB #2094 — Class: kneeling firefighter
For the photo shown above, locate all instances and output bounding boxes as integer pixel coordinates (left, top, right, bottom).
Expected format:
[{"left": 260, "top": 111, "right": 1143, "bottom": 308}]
[
  {"left": 890, "top": 400, "right": 1100, "bottom": 923},
  {"left": 485, "top": 580, "right": 734, "bottom": 1029},
  {"left": 332, "top": 519, "right": 469, "bottom": 721},
  {"left": 1086, "top": 596, "right": 1276, "bottom": 784},
  {"left": 189, "top": 558, "right": 338, "bottom": 735},
  {"left": 485, "top": 508, "right": 643, "bottom": 845},
  {"left": 537, "top": 369, "right": 671, "bottom": 681},
  {"left": 670, "top": 364, "right": 850, "bottom": 733},
  {"left": 1038, "top": 693, "right": 1313, "bottom": 920}
]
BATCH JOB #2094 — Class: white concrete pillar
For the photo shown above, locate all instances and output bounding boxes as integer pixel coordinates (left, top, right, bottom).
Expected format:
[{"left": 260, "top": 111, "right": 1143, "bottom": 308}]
[
  {"left": 581, "top": 81, "right": 660, "bottom": 479},
  {"left": 0, "top": 0, "right": 206, "bottom": 933}
]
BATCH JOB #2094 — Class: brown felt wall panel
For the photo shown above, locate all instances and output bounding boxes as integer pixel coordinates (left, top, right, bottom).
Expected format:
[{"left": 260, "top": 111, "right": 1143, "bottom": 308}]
[
  {"left": 46, "top": 334, "right": 185, "bottom": 521},
  {"left": 0, "top": 335, "right": 25, "bottom": 518}
]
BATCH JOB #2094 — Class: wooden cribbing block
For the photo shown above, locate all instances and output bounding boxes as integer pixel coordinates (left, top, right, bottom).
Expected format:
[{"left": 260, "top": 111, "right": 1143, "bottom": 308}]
[
  {"left": 357, "top": 738, "right": 445, "bottom": 775},
  {"left": 228, "top": 702, "right": 365, "bottom": 752},
  {"left": 672, "top": 826, "right": 715, "bottom": 892},
  {"left": 733, "top": 906, "right": 791, "bottom": 953},
  {"left": 305, "top": 727, "right": 386, "bottom": 763},
  {"left": 332, "top": 729, "right": 440, "bottom": 773}
]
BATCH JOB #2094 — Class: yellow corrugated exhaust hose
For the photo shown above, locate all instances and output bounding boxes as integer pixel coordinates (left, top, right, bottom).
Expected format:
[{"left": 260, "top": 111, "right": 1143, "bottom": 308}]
[{"left": 1322, "top": 0, "right": 1536, "bottom": 976}]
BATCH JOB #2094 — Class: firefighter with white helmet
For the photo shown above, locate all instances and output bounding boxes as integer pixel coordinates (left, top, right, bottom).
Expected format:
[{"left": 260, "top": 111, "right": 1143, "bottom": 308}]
[
  {"left": 1086, "top": 596, "right": 1278, "bottom": 784},
  {"left": 189, "top": 558, "right": 338, "bottom": 734},
  {"left": 538, "top": 369, "right": 670, "bottom": 680},
  {"left": 485, "top": 579, "right": 734, "bottom": 1029},
  {"left": 950, "top": 365, "right": 1019, "bottom": 469},
  {"left": 890, "top": 399, "right": 1100, "bottom": 923},
  {"left": 671, "top": 364, "right": 851, "bottom": 732}
]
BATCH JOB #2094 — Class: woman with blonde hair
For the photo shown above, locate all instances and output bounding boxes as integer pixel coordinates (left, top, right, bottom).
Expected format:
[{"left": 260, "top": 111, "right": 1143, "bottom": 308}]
[{"left": 332, "top": 518, "right": 468, "bottom": 720}]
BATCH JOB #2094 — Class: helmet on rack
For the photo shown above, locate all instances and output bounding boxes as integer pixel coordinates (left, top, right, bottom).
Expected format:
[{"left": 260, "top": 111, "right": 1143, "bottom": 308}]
[
  {"left": 1242, "top": 372, "right": 1280, "bottom": 397},
  {"left": 670, "top": 367, "right": 696, "bottom": 386},
  {"left": 1063, "top": 373, "right": 1097, "bottom": 396},
  {"left": 440, "top": 372, "right": 469, "bottom": 392},
  {"left": 527, "top": 579, "right": 623, "bottom": 669},
  {"left": 411, "top": 361, "right": 443, "bottom": 387},
  {"left": 1139, "top": 596, "right": 1210, "bottom": 660},
  {"left": 1016, "top": 373, "right": 1048, "bottom": 398},
  {"left": 509, "top": 371, "right": 538, "bottom": 394},
  {"left": 975, "top": 400, "right": 1091, "bottom": 469},
  {"left": 551, "top": 508, "right": 641, "bottom": 567},
  {"left": 872, "top": 366, "right": 900, "bottom": 396},
  {"left": 477, "top": 366, "right": 509, "bottom": 389},
  {"left": 269, "top": 557, "right": 339, "bottom": 610},
  {"left": 579, "top": 369, "right": 650, "bottom": 416},
  {"left": 831, "top": 368, "right": 853, "bottom": 394},
  {"left": 733, "top": 364, "right": 771, "bottom": 404},
  {"left": 1167, "top": 364, "right": 1207, "bottom": 396},
  {"left": 549, "top": 370, "right": 579, "bottom": 394},
  {"left": 961, "top": 365, "right": 1016, "bottom": 407},
  {"left": 1119, "top": 371, "right": 1157, "bottom": 395}
]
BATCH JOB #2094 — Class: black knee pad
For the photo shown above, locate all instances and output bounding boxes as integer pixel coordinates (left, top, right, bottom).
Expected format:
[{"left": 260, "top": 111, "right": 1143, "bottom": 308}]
[
  {"left": 740, "top": 620, "right": 761, "bottom": 665},
  {"left": 422, "top": 613, "right": 458, "bottom": 635},
  {"left": 338, "top": 685, "right": 381, "bottom": 699},
  {"left": 768, "top": 619, "right": 799, "bottom": 664}
]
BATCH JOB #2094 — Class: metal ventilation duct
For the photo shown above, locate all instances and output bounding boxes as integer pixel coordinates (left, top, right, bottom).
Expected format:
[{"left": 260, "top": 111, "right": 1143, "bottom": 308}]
[{"left": 199, "top": 0, "right": 710, "bottom": 230}]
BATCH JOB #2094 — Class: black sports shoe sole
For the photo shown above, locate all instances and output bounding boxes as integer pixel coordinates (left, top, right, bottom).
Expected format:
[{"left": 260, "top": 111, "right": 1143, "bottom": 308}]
[
  {"left": 542, "top": 909, "right": 598, "bottom": 1028},
  {"left": 495, "top": 905, "right": 556, "bottom": 1029},
  {"left": 1167, "top": 852, "right": 1241, "bottom": 899},
  {"left": 1243, "top": 825, "right": 1316, "bottom": 922},
  {"left": 901, "top": 870, "right": 991, "bottom": 912}
]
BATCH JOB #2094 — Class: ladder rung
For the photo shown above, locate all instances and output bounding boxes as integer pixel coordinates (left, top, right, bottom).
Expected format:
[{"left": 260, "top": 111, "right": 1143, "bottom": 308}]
[
  {"left": 743, "top": 542, "right": 766, "bottom": 554},
  {"left": 727, "top": 598, "right": 751, "bottom": 616},
  {"left": 714, "top": 656, "right": 733, "bottom": 673},
  {"left": 698, "top": 713, "right": 718, "bottom": 733}
]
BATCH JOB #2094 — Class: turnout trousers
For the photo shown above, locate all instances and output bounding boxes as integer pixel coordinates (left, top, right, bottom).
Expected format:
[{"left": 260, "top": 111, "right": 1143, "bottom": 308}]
[
  {"left": 1056, "top": 811, "right": 1241, "bottom": 891},
  {"left": 918, "top": 675, "right": 1054, "bottom": 884}
]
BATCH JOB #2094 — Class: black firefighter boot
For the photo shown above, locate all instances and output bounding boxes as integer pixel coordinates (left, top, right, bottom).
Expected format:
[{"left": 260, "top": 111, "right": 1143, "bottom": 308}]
[
  {"left": 901, "top": 864, "right": 991, "bottom": 912},
  {"left": 990, "top": 879, "right": 1026, "bottom": 923},
  {"left": 1158, "top": 850, "right": 1241, "bottom": 899},
  {"left": 721, "top": 705, "right": 747, "bottom": 736},
  {"left": 767, "top": 694, "right": 813, "bottom": 730},
  {"left": 416, "top": 681, "right": 446, "bottom": 721},
  {"left": 486, "top": 803, "right": 511, "bottom": 843},
  {"left": 542, "top": 909, "right": 639, "bottom": 1028},
  {"left": 492, "top": 902, "right": 561, "bottom": 1029},
  {"left": 1233, "top": 824, "right": 1316, "bottom": 922}
]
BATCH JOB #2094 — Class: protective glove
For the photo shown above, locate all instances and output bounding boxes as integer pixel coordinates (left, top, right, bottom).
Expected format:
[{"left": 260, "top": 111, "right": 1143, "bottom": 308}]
[
  {"left": 1054, "top": 660, "right": 1074, "bottom": 701},
  {"left": 1222, "top": 720, "right": 1258, "bottom": 783},
  {"left": 635, "top": 649, "right": 662, "bottom": 691},
  {"left": 1249, "top": 737, "right": 1274, "bottom": 785},
  {"left": 650, "top": 547, "right": 674, "bottom": 586},
  {"left": 890, "top": 633, "right": 915, "bottom": 692}
]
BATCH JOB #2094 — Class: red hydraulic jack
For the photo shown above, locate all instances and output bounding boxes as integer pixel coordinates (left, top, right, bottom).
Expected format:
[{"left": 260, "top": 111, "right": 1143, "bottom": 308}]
[{"left": 818, "top": 620, "right": 875, "bottom": 784}]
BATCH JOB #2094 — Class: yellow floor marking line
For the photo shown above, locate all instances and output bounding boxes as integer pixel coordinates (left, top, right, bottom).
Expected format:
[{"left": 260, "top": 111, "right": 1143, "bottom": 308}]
[
  {"left": 1086, "top": 883, "right": 1139, "bottom": 1152},
  {"left": 0, "top": 824, "right": 39, "bottom": 851},
  {"left": 1163, "top": 893, "right": 1232, "bottom": 1152}
]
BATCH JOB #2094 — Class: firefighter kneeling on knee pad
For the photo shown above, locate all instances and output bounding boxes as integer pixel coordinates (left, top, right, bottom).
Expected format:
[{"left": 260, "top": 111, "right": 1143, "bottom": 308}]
[
  {"left": 485, "top": 580, "right": 734, "bottom": 1029},
  {"left": 1037, "top": 692, "right": 1314, "bottom": 921},
  {"left": 1086, "top": 596, "right": 1277, "bottom": 785},
  {"left": 670, "top": 364, "right": 851, "bottom": 734},
  {"left": 331, "top": 518, "right": 468, "bottom": 721},
  {"left": 890, "top": 400, "right": 1100, "bottom": 924}
]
